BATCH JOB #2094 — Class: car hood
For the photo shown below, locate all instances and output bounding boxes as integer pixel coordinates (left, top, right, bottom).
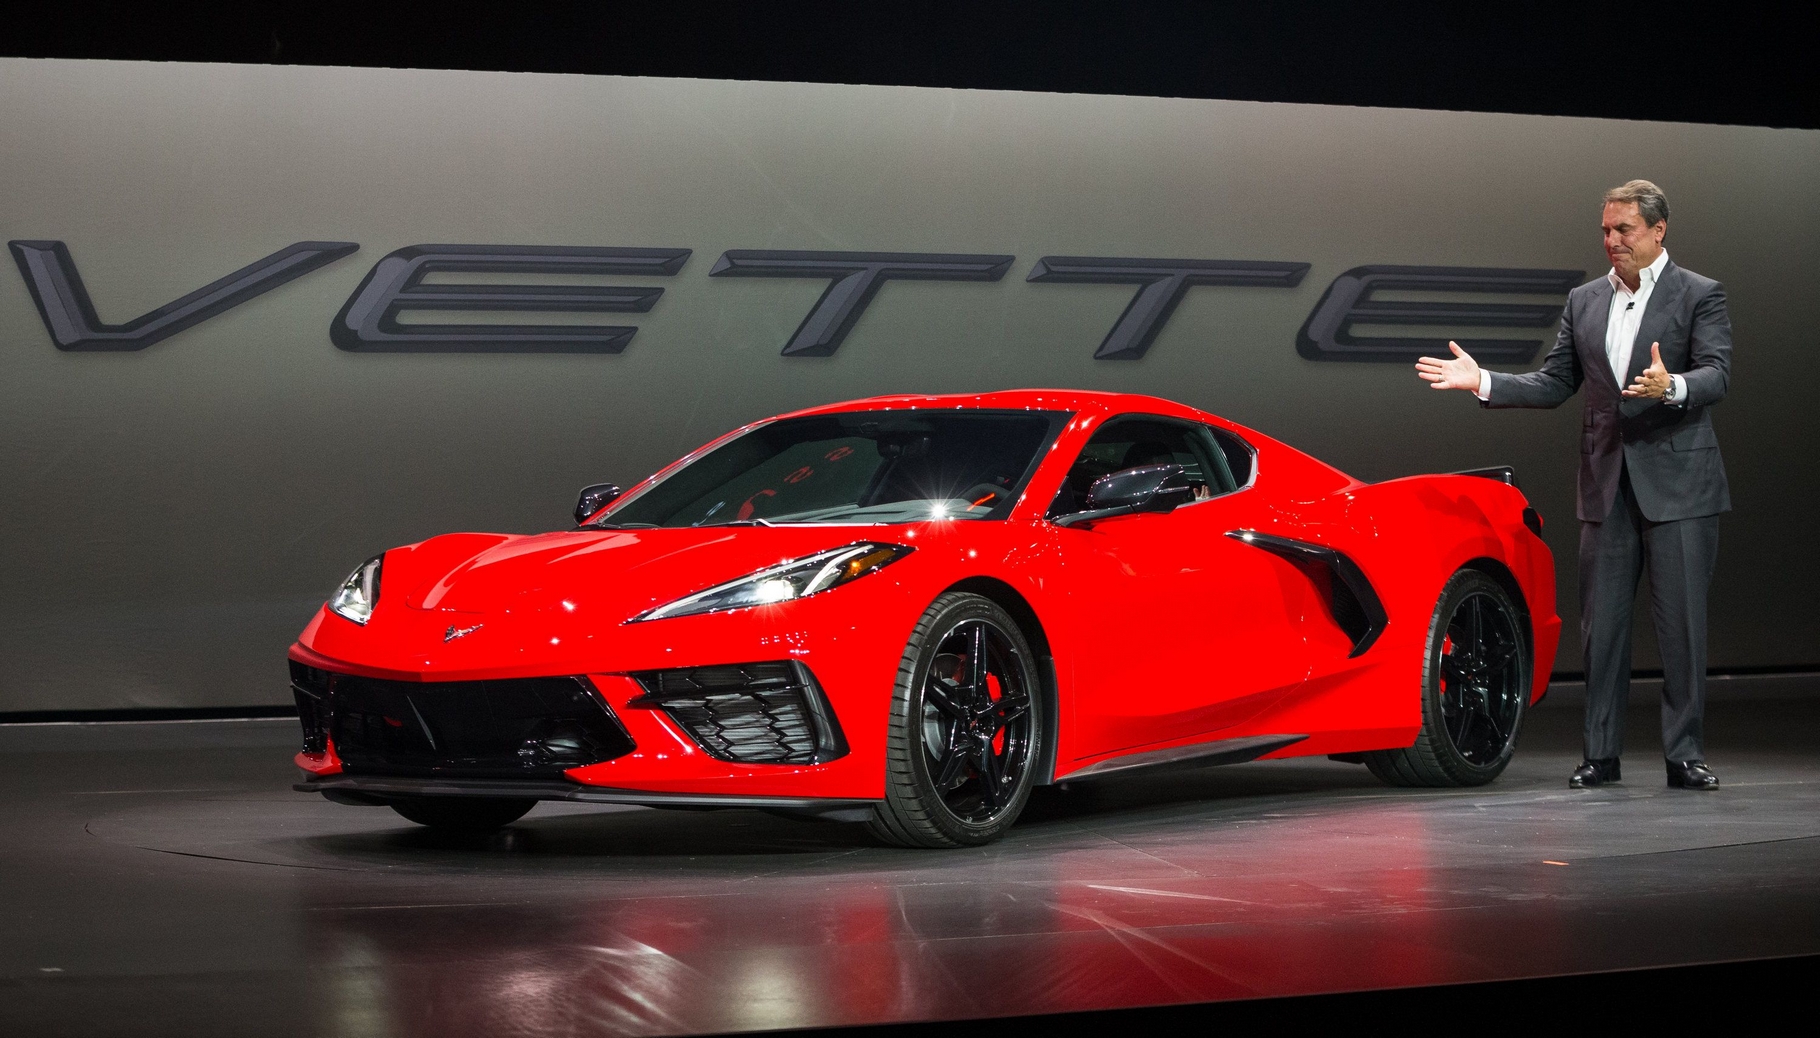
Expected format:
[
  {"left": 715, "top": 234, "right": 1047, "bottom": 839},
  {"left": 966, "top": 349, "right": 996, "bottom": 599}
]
[{"left": 384, "top": 525, "right": 907, "bottom": 624}]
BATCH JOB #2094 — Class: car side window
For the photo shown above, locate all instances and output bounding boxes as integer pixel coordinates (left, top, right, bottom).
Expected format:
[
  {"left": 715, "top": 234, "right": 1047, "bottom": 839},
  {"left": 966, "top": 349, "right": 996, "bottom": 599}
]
[
  {"left": 1206, "top": 425, "right": 1255, "bottom": 488},
  {"left": 1049, "top": 415, "right": 1240, "bottom": 518}
]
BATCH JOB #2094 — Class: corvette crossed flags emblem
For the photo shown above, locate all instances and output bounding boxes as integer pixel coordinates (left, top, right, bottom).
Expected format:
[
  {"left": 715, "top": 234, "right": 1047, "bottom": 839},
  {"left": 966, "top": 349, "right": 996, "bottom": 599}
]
[{"left": 443, "top": 623, "right": 483, "bottom": 642}]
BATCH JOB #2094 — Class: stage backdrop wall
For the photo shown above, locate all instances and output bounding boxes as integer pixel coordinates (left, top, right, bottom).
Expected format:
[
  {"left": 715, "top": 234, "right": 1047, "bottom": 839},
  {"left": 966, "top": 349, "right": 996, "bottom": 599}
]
[{"left": 2, "top": 59, "right": 1816, "bottom": 713}]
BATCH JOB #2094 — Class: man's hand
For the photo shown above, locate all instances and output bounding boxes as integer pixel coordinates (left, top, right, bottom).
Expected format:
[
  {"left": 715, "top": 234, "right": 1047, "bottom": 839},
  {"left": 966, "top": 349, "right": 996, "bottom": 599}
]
[
  {"left": 1622, "top": 342, "right": 1670, "bottom": 399},
  {"left": 1415, "top": 341, "right": 1483, "bottom": 391}
]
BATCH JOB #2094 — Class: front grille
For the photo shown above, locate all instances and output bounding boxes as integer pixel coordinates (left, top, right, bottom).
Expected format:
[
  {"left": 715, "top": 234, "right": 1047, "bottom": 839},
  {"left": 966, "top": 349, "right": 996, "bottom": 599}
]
[
  {"left": 630, "top": 661, "right": 848, "bottom": 765},
  {"left": 289, "top": 661, "right": 634, "bottom": 778},
  {"left": 292, "top": 662, "right": 332, "bottom": 754}
]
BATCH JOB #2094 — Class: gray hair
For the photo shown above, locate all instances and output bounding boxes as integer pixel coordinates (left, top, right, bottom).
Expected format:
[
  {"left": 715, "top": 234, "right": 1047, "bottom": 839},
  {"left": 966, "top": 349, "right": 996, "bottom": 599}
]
[{"left": 1603, "top": 179, "right": 1670, "bottom": 226}]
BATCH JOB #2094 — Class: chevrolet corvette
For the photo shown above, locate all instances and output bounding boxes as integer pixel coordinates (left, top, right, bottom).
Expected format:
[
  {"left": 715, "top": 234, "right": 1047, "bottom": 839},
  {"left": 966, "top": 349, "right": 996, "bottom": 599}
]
[{"left": 290, "top": 390, "right": 1559, "bottom": 847}]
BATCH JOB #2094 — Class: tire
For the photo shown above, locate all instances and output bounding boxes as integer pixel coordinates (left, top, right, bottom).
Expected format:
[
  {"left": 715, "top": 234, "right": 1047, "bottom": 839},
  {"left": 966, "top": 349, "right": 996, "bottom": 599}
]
[
  {"left": 867, "top": 593, "right": 1044, "bottom": 848},
  {"left": 388, "top": 796, "right": 537, "bottom": 831},
  {"left": 1365, "top": 569, "right": 1529, "bottom": 787}
]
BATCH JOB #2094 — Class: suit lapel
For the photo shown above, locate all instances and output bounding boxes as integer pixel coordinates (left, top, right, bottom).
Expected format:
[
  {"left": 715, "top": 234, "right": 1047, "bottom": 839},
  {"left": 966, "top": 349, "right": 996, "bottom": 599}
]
[
  {"left": 1582, "top": 277, "right": 1619, "bottom": 390},
  {"left": 1626, "top": 262, "right": 1683, "bottom": 387}
]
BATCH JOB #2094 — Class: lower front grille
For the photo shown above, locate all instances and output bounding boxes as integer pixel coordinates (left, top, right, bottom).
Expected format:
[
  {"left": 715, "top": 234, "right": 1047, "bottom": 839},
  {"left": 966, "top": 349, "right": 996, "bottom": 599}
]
[
  {"left": 293, "top": 662, "right": 332, "bottom": 754},
  {"left": 629, "top": 661, "right": 848, "bottom": 765},
  {"left": 289, "top": 661, "right": 634, "bottom": 778}
]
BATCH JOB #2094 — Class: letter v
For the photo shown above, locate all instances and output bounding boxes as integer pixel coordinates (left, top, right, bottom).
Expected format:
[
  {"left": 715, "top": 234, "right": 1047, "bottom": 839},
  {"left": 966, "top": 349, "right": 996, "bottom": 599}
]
[{"left": 8, "top": 240, "right": 358, "bottom": 351}]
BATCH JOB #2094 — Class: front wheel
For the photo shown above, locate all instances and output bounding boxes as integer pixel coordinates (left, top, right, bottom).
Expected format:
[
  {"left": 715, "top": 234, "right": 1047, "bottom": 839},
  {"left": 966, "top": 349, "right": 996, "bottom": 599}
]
[
  {"left": 1366, "top": 569, "right": 1529, "bottom": 787},
  {"left": 389, "top": 796, "right": 537, "bottom": 831},
  {"left": 867, "top": 593, "right": 1044, "bottom": 848}
]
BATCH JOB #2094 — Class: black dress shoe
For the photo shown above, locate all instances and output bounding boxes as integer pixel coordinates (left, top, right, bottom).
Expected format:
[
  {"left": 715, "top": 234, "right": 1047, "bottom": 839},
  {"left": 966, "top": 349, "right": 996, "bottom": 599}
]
[
  {"left": 1570, "top": 758, "right": 1621, "bottom": 787},
  {"left": 1666, "top": 760, "right": 1720, "bottom": 790}
]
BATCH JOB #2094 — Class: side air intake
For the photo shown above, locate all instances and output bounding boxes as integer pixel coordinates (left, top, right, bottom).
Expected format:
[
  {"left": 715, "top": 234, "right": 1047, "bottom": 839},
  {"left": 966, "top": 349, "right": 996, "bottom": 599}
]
[{"left": 1226, "top": 531, "right": 1389, "bottom": 657}]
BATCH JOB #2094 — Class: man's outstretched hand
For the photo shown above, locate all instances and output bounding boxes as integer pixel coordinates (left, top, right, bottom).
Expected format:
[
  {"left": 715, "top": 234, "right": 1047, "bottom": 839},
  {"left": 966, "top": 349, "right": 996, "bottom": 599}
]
[
  {"left": 1622, "top": 342, "right": 1670, "bottom": 399},
  {"left": 1415, "top": 341, "right": 1482, "bottom": 391}
]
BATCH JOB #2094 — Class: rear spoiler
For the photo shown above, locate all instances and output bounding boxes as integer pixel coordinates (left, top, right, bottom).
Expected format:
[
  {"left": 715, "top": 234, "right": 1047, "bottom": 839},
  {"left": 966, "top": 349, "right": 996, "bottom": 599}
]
[
  {"left": 1451, "top": 465, "right": 1543, "bottom": 535},
  {"left": 1452, "top": 465, "right": 1519, "bottom": 490}
]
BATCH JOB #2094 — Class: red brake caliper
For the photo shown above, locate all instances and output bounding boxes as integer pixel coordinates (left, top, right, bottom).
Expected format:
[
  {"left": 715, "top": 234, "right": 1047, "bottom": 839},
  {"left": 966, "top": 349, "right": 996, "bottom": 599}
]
[{"left": 987, "top": 672, "right": 1005, "bottom": 753}]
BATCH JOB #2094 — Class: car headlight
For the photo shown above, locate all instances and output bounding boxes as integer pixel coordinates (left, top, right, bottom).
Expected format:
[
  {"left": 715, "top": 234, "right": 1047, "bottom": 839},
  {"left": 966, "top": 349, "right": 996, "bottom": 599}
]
[
  {"left": 632, "top": 543, "right": 911, "bottom": 623},
  {"left": 329, "top": 555, "right": 384, "bottom": 625}
]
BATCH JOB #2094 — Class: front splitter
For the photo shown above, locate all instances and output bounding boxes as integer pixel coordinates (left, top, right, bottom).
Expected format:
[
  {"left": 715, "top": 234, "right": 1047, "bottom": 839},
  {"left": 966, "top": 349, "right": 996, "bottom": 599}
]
[{"left": 296, "top": 773, "right": 880, "bottom": 818}]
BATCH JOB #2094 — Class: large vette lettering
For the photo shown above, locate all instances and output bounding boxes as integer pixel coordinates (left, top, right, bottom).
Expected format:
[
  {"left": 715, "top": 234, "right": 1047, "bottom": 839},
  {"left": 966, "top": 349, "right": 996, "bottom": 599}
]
[
  {"left": 1026, "top": 257, "right": 1311, "bottom": 360},
  {"left": 10, "top": 235, "right": 1592, "bottom": 364},
  {"left": 331, "top": 245, "right": 691, "bottom": 353},
  {"left": 1297, "top": 265, "right": 1584, "bottom": 364},
  {"left": 7, "top": 239, "right": 357, "bottom": 351},
  {"left": 709, "top": 251, "right": 1014, "bottom": 356}
]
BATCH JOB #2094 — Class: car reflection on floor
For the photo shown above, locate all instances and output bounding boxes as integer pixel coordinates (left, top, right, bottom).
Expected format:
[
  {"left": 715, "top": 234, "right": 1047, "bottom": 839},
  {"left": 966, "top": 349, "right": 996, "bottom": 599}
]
[{"left": 10, "top": 692, "right": 1820, "bottom": 1037}]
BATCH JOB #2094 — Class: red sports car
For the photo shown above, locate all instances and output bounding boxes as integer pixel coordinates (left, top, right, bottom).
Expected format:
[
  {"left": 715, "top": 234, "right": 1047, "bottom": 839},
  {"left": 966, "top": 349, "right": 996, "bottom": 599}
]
[{"left": 290, "top": 390, "right": 1559, "bottom": 847}]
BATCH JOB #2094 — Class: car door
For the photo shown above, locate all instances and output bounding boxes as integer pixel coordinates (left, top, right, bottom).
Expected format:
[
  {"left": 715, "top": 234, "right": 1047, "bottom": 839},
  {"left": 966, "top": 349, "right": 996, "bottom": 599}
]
[{"left": 1052, "top": 416, "right": 1314, "bottom": 762}]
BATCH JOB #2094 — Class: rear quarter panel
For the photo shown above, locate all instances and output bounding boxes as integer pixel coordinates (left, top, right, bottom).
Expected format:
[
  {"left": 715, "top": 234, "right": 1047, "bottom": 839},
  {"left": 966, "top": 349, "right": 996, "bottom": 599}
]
[{"left": 1239, "top": 473, "right": 1559, "bottom": 756}]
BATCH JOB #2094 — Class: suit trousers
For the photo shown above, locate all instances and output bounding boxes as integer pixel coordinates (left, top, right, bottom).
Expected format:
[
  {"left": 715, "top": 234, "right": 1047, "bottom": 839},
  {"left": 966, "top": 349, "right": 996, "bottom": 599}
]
[{"left": 1578, "top": 466, "right": 1720, "bottom": 762}]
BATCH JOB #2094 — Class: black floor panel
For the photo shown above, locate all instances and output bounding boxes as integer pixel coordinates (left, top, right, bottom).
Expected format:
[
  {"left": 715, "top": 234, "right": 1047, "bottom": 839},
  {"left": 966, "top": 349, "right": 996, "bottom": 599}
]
[{"left": 2, "top": 684, "right": 1817, "bottom": 1035}]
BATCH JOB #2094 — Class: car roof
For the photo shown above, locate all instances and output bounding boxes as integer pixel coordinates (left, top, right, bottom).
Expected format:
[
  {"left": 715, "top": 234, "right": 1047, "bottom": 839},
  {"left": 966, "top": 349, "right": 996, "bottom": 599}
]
[{"left": 776, "top": 389, "right": 1221, "bottom": 424}]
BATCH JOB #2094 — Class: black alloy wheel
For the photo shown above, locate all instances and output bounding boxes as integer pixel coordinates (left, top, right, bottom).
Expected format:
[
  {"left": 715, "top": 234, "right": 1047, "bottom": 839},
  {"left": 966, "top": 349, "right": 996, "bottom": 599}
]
[
  {"left": 868, "top": 592, "right": 1043, "bottom": 848},
  {"left": 388, "top": 796, "right": 537, "bottom": 831},
  {"left": 1366, "top": 569, "right": 1529, "bottom": 787}
]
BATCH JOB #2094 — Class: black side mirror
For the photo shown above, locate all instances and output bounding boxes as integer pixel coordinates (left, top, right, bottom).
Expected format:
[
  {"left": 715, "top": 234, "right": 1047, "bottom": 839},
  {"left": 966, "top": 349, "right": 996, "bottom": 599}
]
[
  {"left": 1056, "top": 464, "right": 1193, "bottom": 527},
  {"left": 574, "top": 483, "right": 623, "bottom": 526}
]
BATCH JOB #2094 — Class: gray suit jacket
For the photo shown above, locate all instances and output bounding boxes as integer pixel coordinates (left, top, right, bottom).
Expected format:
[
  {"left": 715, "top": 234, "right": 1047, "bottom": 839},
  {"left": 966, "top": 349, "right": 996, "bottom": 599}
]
[{"left": 1487, "top": 260, "right": 1732, "bottom": 523}]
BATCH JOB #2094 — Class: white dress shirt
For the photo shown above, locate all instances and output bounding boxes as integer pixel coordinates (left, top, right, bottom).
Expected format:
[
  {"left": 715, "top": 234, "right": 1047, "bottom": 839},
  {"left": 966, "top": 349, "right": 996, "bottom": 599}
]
[{"left": 1476, "top": 248, "right": 1685, "bottom": 403}]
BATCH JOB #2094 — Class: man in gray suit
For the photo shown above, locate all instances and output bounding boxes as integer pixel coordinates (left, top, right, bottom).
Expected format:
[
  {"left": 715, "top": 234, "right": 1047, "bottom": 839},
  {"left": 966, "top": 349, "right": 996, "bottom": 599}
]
[{"left": 1415, "top": 180, "right": 1731, "bottom": 790}]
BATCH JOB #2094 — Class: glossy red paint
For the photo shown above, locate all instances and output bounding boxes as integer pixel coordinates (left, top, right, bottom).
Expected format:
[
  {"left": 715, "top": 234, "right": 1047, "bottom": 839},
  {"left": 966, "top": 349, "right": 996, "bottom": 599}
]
[
  {"left": 289, "top": 390, "right": 1558, "bottom": 802},
  {"left": 293, "top": 734, "right": 342, "bottom": 776}
]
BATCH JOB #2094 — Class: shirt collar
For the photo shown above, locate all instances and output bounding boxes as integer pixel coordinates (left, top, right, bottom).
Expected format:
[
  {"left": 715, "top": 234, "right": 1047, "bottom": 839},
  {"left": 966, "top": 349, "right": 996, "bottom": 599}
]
[{"left": 1608, "top": 249, "right": 1670, "bottom": 294}]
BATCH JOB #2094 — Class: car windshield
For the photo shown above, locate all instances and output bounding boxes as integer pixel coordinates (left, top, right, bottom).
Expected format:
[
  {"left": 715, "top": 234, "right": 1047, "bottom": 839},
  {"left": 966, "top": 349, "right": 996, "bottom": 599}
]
[{"left": 598, "top": 410, "right": 1069, "bottom": 527}]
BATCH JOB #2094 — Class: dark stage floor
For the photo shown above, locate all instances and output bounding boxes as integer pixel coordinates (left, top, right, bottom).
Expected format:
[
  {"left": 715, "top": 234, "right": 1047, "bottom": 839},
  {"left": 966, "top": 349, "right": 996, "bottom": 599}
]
[{"left": 3, "top": 677, "right": 1818, "bottom": 1036}]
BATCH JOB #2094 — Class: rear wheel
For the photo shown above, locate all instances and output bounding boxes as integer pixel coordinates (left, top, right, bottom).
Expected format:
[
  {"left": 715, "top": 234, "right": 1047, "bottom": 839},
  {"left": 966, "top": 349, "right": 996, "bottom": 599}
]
[
  {"left": 389, "top": 796, "right": 537, "bottom": 831},
  {"left": 867, "top": 593, "right": 1043, "bottom": 848},
  {"left": 1366, "top": 569, "right": 1528, "bottom": 787}
]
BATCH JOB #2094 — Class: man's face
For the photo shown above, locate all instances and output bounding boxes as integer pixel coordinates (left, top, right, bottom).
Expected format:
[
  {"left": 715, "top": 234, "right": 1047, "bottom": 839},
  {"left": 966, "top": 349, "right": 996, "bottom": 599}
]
[{"left": 1602, "top": 200, "right": 1666, "bottom": 278}]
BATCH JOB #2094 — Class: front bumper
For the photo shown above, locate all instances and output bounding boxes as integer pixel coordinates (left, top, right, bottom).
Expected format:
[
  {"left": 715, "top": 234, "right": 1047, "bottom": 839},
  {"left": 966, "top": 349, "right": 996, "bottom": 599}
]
[{"left": 288, "top": 582, "right": 911, "bottom": 800}]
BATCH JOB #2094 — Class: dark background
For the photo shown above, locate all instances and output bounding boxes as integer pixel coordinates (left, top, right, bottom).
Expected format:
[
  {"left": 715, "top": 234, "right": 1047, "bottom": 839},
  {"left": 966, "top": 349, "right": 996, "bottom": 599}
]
[
  {"left": 10, "top": 1, "right": 1817, "bottom": 131},
  {"left": 4, "top": 2, "right": 1815, "bottom": 717}
]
